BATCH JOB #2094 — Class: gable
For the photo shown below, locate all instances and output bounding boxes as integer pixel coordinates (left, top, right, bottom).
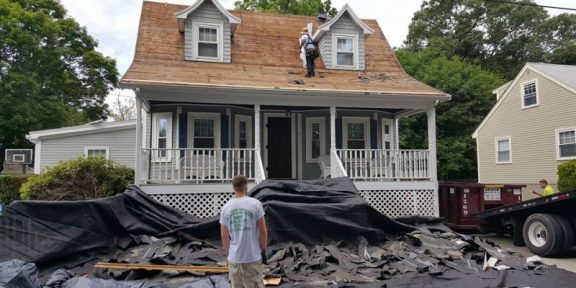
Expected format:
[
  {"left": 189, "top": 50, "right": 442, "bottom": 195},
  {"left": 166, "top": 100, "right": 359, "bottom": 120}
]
[{"left": 473, "top": 64, "right": 576, "bottom": 138}]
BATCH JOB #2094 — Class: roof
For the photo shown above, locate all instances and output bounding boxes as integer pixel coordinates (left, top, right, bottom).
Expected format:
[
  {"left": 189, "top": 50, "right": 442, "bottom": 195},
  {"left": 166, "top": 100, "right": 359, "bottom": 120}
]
[
  {"left": 121, "top": 1, "right": 448, "bottom": 99},
  {"left": 26, "top": 120, "right": 136, "bottom": 143},
  {"left": 529, "top": 63, "right": 576, "bottom": 93},
  {"left": 472, "top": 63, "right": 576, "bottom": 138}
]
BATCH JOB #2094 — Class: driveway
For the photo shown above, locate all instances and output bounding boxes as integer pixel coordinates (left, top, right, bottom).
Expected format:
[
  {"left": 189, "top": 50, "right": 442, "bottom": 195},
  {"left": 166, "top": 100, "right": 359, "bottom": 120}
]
[{"left": 484, "top": 235, "right": 576, "bottom": 273}]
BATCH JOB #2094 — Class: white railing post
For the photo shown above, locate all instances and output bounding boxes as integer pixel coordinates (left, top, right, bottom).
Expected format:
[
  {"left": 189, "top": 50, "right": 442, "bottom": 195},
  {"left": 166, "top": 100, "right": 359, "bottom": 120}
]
[{"left": 135, "top": 96, "right": 143, "bottom": 185}]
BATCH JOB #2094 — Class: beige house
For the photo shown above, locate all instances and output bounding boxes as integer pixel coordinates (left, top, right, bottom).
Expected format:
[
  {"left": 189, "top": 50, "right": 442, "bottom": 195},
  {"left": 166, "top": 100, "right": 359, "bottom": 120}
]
[{"left": 473, "top": 63, "right": 576, "bottom": 199}]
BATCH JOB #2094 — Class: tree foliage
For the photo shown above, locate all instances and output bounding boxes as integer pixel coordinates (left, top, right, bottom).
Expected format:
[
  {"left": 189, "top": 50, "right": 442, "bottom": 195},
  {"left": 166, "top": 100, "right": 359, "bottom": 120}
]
[
  {"left": 405, "top": 0, "right": 576, "bottom": 78},
  {"left": 110, "top": 95, "right": 136, "bottom": 121},
  {"left": 397, "top": 48, "right": 505, "bottom": 180},
  {"left": 0, "top": 0, "right": 119, "bottom": 150},
  {"left": 234, "top": 0, "right": 337, "bottom": 17}
]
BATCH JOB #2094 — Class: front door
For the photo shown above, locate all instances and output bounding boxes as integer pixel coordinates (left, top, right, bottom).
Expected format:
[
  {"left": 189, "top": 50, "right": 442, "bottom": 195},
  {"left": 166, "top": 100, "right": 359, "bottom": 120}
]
[{"left": 267, "top": 117, "right": 292, "bottom": 179}]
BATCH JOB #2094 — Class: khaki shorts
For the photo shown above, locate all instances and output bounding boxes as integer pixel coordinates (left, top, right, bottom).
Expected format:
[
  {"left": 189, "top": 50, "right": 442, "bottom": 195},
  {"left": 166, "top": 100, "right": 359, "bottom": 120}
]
[{"left": 228, "top": 260, "right": 264, "bottom": 288}]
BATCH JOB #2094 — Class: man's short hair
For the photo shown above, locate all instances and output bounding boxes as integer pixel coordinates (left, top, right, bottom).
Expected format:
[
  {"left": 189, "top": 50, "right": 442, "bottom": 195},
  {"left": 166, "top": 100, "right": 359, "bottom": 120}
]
[
  {"left": 539, "top": 179, "right": 548, "bottom": 185},
  {"left": 233, "top": 175, "right": 248, "bottom": 192}
]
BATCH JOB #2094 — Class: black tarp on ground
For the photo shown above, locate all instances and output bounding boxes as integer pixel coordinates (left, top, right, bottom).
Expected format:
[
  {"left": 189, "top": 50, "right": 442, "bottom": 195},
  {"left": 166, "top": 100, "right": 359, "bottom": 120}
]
[{"left": 2, "top": 177, "right": 576, "bottom": 288}]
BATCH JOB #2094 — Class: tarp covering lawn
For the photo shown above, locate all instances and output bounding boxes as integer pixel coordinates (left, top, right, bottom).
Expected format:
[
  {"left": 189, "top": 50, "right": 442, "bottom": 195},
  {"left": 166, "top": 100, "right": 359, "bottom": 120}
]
[{"left": 1, "top": 178, "right": 576, "bottom": 287}]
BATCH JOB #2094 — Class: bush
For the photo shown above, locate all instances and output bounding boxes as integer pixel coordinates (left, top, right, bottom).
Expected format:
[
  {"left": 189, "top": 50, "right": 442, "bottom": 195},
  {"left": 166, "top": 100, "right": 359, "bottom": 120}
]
[
  {"left": 0, "top": 175, "right": 30, "bottom": 205},
  {"left": 558, "top": 160, "right": 576, "bottom": 193},
  {"left": 20, "top": 157, "right": 134, "bottom": 201}
]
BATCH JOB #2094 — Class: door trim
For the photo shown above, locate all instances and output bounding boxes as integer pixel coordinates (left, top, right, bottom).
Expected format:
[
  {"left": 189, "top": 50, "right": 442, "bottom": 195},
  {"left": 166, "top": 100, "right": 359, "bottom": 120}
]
[
  {"left": 381, "top": 118, "right": 394, "bottom": 150},
  {"left": 263, "top": 112, "right": 296, "bottom": 179}
]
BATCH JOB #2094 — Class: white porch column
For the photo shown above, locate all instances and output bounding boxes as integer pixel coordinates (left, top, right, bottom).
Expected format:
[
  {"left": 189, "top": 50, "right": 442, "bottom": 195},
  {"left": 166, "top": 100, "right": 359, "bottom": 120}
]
[
  {"left": 135, "top": 95, "right": 143, "bottom": 185},
  {"left": 394, "top": 118, "right": 400, "bottom": 150},
  {"left": 330, "top": 106, "right": 337, "bottom": 177},
  {"left": 254, "top": 105, "right": 261, "bottom": 151},
  {"left": 426, "top": 107, "right": 437, "bottom": 181},
  {"left": 427, "top": 107, "right": 439, "bottom": 216}
]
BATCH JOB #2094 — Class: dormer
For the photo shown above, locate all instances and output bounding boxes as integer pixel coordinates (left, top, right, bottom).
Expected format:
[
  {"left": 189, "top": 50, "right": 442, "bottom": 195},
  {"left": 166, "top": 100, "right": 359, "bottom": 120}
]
[
  {"left": 176, "top": 0, "right": 240, "bottom": 63},
  {"left": 313, "top": 4, "right": 374, "bottom": 70}
]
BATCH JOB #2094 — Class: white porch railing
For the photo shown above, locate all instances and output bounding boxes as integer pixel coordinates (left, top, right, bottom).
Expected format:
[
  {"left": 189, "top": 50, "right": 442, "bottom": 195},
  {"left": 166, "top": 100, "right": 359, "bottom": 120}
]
[
  {"left": 255, "top": 150, "right": 265, "bottom": 184},
  {"left": 331, "top": 149, "right": 348, "bottom": 178},
  {"left": 142, "top": 148, "right": 263, "bottom": 184},
  {"left": 336, "top": 149, "right": 430, "bottom": 181}
]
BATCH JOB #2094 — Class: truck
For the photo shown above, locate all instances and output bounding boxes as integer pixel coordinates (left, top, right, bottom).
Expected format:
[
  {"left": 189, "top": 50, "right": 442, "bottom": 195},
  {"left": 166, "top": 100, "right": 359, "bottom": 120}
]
[{"left": 476, "top": 190, "right": 576, "bottom": 257}]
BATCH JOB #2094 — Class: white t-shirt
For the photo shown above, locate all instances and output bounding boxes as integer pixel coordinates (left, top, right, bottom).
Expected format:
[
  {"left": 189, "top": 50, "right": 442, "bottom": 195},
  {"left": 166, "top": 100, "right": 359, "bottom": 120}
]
[{"left": 219, "top": 196, "right": 265, "bottom": 263}]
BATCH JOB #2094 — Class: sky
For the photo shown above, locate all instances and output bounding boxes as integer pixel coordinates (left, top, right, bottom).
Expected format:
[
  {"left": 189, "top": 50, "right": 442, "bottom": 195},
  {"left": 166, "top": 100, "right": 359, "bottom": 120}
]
[{"left": 57, "top": 0, "right": 576, "bottom": 106}]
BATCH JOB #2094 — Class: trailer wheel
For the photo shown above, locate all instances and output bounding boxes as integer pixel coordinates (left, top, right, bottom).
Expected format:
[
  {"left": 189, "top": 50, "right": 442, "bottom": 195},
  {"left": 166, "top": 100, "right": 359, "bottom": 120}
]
[
  {"left": 523, "top": 213, "right": 565, "bottom": 257},
  {"left": 552, "top": 215, "right": 574, "bottom": 255}
]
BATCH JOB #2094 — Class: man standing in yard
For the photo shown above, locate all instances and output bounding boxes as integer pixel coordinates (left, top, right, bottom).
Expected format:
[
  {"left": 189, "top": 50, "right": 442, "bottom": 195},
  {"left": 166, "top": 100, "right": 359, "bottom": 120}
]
[
  {"left": 220, "top": 175, "right": 268, "bottom": 288},
  {"left": 532, "top": 179, "right": 556, "bottom": 197}
]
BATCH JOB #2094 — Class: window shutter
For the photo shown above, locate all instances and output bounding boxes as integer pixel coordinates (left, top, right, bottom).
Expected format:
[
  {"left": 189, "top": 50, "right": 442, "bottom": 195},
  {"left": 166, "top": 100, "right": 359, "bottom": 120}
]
[
  {"left": 370, "top": 119, "right": 378, "bottom": 149},
  {"left": 336, "top": 118, "right": 342, "bottom": 149},
  {"left": 221, "top": 114, "right": 229, "bottom": 149},
  {"left": 178, "top": 113, "right": 187, "bottom": 158}
]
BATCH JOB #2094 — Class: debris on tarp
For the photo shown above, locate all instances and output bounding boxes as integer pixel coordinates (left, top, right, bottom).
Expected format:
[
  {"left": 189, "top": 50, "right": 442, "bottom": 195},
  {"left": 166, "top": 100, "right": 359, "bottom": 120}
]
[{"left": 1, "top": 178, "right": 576, "bottom": 288}]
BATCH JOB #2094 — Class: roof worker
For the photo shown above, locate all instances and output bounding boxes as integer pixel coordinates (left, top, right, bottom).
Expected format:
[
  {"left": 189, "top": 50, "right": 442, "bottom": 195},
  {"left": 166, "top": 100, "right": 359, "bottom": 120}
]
[
  {"left": 300, "top": 27, "right": 317, "bottom": 78},
  {"left": 532, "top": 179, "right": 556, "bottom": 197},
  {"left": 220, "top": 175, "right": 268, "bottom": 288}
]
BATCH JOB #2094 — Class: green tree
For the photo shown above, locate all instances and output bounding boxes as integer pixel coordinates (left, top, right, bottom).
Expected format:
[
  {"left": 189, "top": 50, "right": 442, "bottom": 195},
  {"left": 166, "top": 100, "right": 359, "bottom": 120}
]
[
  {"left": 397, "top": 48, "right": 505, "bottom": 180},
  {"left": 0, "top": 0, "right": 118, "bottom": 150},
  {"left": 234, "top": 0, "right": 337, "bottom": 17},
  {"left": 405, "top": 0, "right": 576, "bottom": 79}
]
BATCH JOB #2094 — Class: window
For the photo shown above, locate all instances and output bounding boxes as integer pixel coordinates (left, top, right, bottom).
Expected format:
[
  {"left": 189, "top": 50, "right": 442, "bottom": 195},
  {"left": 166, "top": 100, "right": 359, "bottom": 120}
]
[
  {"left": 84, "top": 146, "right": 109, "bottom": 159},
  {"left": 13, "top": 154, "right": 25, "bottom": 163},
  {"left": 382, "top": 119, "right": 394, "bottom": 150},
  {"left": 193, "top": 22, "right": 223, "bottom": 61},
  {"left": 235, "top": 115, "right": 253, "bottom": 149},
  {"left": 522, "top": 80, "right": 538, "bottom": 108},
  {"left": 557, "top": 128, "right": 576, "bottom": 160},
  {"left": 334, "top": 34, "right": 358, "bottom": 68},
  {"left": 306, "top": 117, "right": 326, "bottom": 163},
  {"left": 152, "top": 113, "right": 173, "bottom": 161},
  {"left": 188, "top": 112, "right": 221, "bottom": 150},
  {"left": 343, "top": 117, "right": 370, "bottom": 149},
  {"left": 495, "top": 137, "right": 511, "bottom": 164}
]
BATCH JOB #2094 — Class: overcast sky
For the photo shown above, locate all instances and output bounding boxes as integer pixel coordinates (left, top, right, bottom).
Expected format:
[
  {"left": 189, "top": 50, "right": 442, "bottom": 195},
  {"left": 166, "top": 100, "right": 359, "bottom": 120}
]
[{"left": 57, "top": 0, "right": 576, "bottom": 104}]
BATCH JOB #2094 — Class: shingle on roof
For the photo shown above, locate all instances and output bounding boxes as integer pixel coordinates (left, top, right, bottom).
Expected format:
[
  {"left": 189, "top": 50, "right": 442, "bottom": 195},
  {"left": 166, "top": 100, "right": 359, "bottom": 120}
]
[
  {"left": 529, "top": 63, "right": 576, "bottom": 92},
  {"left": 122, "top": 1, "right": 447, "bottom": 97}
]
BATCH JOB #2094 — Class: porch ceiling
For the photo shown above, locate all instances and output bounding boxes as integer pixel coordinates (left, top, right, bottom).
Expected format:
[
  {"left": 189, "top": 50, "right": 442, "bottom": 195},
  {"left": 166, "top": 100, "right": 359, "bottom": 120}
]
[{"left": 136, "top": 84, "right": 449, "bottom": 110}]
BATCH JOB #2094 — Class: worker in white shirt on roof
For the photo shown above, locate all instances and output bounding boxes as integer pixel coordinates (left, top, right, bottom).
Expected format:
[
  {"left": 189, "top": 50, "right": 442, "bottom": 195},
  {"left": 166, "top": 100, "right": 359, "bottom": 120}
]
[{"left": 300, "top": 27, "right": 317, "bottom": 78}]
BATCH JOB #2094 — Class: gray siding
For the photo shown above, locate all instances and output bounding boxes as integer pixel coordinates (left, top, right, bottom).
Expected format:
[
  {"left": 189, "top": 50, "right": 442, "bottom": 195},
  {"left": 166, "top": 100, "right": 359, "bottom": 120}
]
[
  {"left": 184, "top": 1, "right": 231, "bottom": 63},
  {"left": 40, "top": 128, "right": 136, "bottom": 172},
  {"left": 319, "top": 12, "right": 365, "bottom": 70},
  {"left": 477, "top": 69, "right": 576, "bottom": 194}
]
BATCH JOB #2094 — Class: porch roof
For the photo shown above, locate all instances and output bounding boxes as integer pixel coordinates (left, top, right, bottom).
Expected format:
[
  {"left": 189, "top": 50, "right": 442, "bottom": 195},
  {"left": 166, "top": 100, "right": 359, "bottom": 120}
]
[{"left": 121, "top": 1, "right": 449, "bottom": 100}]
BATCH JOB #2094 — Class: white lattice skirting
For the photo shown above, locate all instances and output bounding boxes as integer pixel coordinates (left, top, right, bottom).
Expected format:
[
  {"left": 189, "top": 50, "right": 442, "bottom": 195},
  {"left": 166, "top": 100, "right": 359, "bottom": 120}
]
[
  {"left": 148, "top": 188, "right": 437, "bottom": 219},
  {"left": 359, "top": 189, "right": 437, "bottom": 218}
]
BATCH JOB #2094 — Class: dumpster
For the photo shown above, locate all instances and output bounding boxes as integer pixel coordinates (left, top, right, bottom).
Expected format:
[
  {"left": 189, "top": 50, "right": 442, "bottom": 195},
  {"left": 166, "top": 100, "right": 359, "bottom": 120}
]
[{"left": 439, "top": 182, "right": 524, "bottom": 230}]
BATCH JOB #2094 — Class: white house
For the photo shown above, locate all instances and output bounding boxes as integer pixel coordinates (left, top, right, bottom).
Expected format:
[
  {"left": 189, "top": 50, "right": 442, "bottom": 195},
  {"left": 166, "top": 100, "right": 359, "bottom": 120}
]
[{"left": 118, "top": 0, "right": 451, "bottom": 218}]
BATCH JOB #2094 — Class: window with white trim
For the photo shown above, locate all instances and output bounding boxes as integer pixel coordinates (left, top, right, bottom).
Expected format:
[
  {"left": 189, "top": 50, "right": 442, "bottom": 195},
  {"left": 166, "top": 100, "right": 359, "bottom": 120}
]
[
  {"left": 557, "top": 128, "right": 576, "bottom": 160},
  {"left": 84, "top": 146, "right": 109, "bottom": 159},
  {"left": 522, "top": 80, "right": 538, "bottom": 108},
  {"left": 306, "top": 117, "right": 326, "bottom": 163},
  {"left": 495, "top": 137, "right": 511, "bottom": 164},
  {"left": 343, "top": 117, "right": 370, "bottom": 149},
  {"left": 334, "top": 34, "right": 358, "bottom": 68},
  {"left": 235, "top": 115, "right": 253, "bottom": 149},
  {"left": 188, "top": 112, "right": 221, "bottom": 150},
  {"left": 193, "top": 22, "right": 223, "bottom": 61},
  {"left": 152, "top": 113, "right": 173, "bottom": 161}
]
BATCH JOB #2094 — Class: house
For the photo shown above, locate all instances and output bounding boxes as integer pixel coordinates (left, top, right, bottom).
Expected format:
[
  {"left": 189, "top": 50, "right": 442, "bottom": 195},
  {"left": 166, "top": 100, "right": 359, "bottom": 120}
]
[
  {"left": 120, "top": 0, "right": 451, "bottom": 218},
  {"left": 473, "top": 63, "right": 576, "bottom": 199},
  {"left": 26, "top": 120, "right": 136, "bottom": 173}
]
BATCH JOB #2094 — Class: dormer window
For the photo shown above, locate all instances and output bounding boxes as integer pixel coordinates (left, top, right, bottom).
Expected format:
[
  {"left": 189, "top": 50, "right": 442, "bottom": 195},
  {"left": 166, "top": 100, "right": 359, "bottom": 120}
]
[
  {"left": 193, "top": 22, "right": 223, "bottom": 61},
  {"left": 335, "top": 34, "right": 357, "bottom": 68}
]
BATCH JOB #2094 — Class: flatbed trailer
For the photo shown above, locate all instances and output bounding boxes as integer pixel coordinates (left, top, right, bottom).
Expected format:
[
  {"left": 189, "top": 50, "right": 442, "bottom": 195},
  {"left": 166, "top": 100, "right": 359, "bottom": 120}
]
[{"left": 476, "top": 190, "right": 576, "bottom": 257}]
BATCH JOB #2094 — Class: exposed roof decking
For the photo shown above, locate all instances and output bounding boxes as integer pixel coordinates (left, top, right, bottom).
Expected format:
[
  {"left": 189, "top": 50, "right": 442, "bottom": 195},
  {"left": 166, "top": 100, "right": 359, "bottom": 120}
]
[{"left": 122, "top": 1, "right": 447, "bottom": 98}]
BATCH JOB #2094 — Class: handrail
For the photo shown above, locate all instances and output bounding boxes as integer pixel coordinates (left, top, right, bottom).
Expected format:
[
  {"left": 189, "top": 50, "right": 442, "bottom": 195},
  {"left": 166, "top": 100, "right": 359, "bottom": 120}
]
[
  {"left": 331, "top": 149, "right": 348, "bottom": 178},
  {"left": 335, "top": 149, "right": 430, "bottom": 181},
  {"left": 255, "top": 150, "right": 266, "bottom": 184}
]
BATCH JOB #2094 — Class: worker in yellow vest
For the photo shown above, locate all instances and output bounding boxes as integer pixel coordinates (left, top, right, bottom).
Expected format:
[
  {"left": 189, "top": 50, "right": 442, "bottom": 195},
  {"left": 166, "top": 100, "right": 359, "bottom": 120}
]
[{"left": 532, "top": 179, "right": 556, "bottom": 197}]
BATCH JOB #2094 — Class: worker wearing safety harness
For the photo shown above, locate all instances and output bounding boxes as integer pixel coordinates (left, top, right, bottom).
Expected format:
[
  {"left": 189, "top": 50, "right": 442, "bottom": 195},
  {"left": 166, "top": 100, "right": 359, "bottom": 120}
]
[{"left": 300, "top": 28, "right": 317, "bottom": 77}]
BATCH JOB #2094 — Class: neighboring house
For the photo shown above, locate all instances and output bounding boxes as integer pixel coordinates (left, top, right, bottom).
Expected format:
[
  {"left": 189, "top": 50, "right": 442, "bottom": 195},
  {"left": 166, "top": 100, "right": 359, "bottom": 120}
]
[
  {"left": 26, "top": 120, "right": 136, "bottom": 173},
  {"left": 120, "top": 0, "right": 451, "bottom": 218},
  {"left": 473, "top": 63, "right": 576, "bottom": 200}
]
